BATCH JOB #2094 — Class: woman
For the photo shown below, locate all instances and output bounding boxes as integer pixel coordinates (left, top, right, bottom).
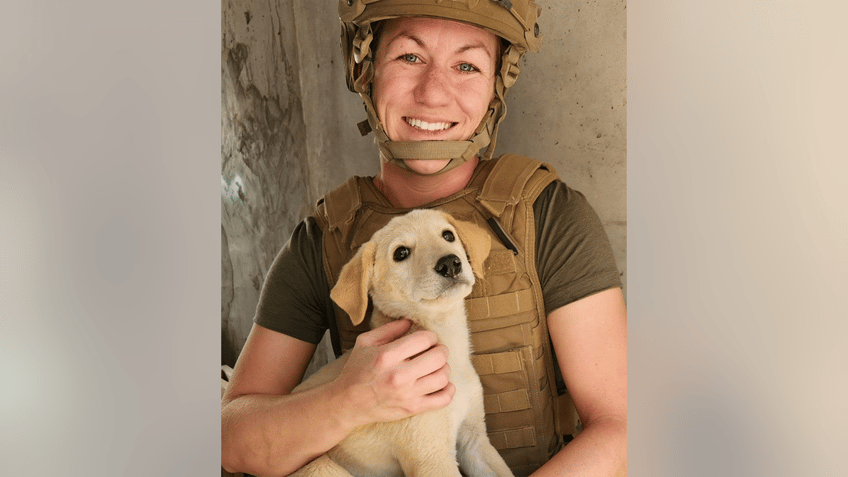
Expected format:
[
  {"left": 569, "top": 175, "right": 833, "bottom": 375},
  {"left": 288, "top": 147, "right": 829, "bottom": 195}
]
[{"left": 222, "top": 1, "right": 626, "bottom": 476}]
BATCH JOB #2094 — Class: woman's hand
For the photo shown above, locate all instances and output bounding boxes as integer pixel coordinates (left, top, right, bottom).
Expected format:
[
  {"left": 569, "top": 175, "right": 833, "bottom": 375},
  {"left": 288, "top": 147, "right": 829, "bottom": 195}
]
[{"left": 333, "top": 319, "right": 455, "bottom": 426}]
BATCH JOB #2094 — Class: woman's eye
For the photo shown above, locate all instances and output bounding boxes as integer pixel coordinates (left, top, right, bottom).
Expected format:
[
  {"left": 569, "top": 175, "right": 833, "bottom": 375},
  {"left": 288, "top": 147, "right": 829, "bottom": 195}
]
[
  {"left": 458, "top": 63, "right": 478, "bottom": 73},
  {"left": 401, "top": 53, "right": 419, "bottom": 63},
  {"left": 393, "top": 246, "right": 410, "bottom": 261}
]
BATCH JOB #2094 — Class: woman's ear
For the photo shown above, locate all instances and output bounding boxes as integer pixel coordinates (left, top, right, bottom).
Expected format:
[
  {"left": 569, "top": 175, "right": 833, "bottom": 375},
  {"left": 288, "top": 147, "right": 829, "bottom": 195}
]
[{"left": 330, "top": 241, "right": 376, "bottom": 325}]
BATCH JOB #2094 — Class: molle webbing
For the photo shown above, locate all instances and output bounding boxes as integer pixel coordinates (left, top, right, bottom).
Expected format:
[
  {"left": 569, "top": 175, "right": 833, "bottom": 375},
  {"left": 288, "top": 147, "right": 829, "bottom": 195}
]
[{"left": 315, "top": 155, "right": 570, "bottom": 475}]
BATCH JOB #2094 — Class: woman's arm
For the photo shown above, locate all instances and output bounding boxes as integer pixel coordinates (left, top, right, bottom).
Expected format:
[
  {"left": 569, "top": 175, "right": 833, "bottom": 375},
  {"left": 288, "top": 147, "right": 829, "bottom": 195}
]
[
  {"left": 221, "top": 320, "right": 454, "bottom": 476},
  {"left": 222, "top": 324, "right": 332, "bottom": 476},
  {"left": 532, "top": 287, "right": 628, "bottom": 476}
]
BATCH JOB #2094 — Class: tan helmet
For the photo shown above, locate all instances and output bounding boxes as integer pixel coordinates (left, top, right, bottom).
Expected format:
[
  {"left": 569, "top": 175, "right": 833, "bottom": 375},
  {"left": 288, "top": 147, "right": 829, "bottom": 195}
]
[{"left": 339, "top": 0, "right": 542, "bottom": 175}]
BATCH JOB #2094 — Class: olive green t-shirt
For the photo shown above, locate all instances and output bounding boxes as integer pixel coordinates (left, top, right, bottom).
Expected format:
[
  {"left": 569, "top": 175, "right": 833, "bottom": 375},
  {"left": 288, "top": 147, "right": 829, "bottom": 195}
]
[{"left": 254, "top": 180, "right": 622, "bottom": 344}]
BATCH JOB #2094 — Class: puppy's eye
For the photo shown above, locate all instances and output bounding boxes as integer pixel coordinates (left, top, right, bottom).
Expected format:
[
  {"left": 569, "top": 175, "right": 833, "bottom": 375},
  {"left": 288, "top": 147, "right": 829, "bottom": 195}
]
[
  {"left": 393, "top": 246, "right": 410, "bottom": 262},
  {"left": 442, "top": 230, "right": 455, "bottom": 242}
]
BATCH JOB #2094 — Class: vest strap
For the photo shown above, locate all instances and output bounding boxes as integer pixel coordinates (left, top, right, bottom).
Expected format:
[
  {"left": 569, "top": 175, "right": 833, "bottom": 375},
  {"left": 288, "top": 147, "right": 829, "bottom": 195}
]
[
  {"left": 484, "top": 389, "right": 533, "bottom": 414},
  {"left": 323, "top": 176, "right": 362, "bottom": 232},
  {"left": 472, "top": 351, "right": 523, "bottom": 376},
  {"left": 488, "top": 427, "right": 537, "bottom": 450},
  {"left": 477, "top": 154, "right": 552, "bottom": 217},
  {"left": 466, "top": 288, "right": 536, "bottom": 320}
]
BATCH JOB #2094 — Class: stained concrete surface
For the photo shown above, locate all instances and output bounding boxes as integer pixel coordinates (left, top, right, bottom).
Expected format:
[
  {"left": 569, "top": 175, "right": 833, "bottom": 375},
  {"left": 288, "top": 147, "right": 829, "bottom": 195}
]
[{"left": 221, "top": 0, "right": 626, "bottom": 371}]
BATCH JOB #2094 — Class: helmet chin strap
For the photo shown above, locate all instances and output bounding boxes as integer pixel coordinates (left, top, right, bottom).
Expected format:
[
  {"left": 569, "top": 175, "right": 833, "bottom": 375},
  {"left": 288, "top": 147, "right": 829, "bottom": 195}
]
[{"left": 376, "top": 112, "right": 494, "bottom": 176}]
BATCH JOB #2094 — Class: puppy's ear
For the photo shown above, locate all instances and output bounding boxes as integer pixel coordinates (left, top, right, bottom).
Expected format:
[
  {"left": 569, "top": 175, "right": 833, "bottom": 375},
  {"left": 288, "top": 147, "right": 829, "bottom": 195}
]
[
  {"left": 445, "top": 214, "right": 491, "bottom": 278},
  {"left": 330, "top": 241, "right": 376, "bottom": 326}
]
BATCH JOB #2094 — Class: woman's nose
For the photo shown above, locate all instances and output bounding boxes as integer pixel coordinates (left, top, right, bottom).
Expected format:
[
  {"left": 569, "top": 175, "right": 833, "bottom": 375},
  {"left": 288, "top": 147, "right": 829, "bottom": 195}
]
[{"left": 413, "top": 65, "right": 451, "bottom": 106}]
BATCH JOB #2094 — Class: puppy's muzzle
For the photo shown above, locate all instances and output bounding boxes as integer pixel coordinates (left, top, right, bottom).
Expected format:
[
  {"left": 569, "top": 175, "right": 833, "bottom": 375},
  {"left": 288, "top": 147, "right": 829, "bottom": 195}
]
[{"left": 435, "top": 254, "right": 463, "bottom": 278}]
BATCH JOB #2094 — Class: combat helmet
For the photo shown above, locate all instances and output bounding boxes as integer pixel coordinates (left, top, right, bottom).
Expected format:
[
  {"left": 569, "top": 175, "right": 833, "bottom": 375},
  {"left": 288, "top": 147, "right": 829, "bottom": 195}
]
[{"left": 339, "top": 0, "right": 542, "bottom": 175}]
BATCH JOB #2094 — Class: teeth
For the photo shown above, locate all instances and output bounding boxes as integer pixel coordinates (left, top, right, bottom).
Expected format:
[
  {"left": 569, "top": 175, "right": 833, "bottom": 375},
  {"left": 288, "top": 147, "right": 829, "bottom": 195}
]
[{"left": 405, "top": 117, "right": 453, "bottom": 131}]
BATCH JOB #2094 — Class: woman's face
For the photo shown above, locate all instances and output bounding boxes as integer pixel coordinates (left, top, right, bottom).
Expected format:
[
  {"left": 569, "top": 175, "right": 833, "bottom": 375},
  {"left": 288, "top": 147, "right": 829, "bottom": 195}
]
[{"left": 372, "top": 17, "right": 499, "bottom": 174}]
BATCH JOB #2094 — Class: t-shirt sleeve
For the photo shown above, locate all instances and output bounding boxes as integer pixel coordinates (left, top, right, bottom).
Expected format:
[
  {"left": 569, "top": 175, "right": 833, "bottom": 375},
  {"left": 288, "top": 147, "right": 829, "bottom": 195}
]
[
  {"left": 253, "top": 216, "right": 332, "bottom": 344},
  {"left": 534, "top": 181, "right": 623, "bottom": 314}
]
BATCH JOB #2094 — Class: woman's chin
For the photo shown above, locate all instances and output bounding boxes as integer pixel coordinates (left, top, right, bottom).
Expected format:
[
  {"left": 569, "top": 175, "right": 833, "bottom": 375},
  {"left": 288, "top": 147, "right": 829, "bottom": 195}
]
[{"left": 404, "top": 159, "right": 451, "bottom": 175}]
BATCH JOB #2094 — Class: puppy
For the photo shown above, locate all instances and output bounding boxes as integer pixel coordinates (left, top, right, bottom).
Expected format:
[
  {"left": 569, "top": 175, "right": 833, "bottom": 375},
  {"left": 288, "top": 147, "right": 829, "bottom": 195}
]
[{"left": 290, "top": 209, "right": 514, "bottom": 477}]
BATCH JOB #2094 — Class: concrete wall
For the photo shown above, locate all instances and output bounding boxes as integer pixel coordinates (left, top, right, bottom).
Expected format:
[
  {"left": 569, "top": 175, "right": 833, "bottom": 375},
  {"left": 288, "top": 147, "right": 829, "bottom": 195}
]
[{"left": 221, "top": 0, "right": 627, "bottom": 371}]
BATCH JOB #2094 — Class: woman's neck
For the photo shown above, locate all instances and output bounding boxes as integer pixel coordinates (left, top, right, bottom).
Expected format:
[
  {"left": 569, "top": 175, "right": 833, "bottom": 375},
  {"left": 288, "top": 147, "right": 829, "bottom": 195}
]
[{"left": 373, "top": 156, "right": 480, "bottom": 208}]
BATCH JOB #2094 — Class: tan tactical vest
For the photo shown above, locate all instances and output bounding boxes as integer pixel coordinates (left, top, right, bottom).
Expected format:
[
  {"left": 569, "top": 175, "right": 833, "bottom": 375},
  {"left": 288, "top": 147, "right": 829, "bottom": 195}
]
[{"left": 314, "top": 155, "right": 579, "bottom": 476}]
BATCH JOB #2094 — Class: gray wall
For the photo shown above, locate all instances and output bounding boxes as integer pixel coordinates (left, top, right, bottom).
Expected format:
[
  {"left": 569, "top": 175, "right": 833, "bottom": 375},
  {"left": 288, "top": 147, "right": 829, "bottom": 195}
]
[{"left": 221, "top": 0, "right": 626, "bottom": 371}]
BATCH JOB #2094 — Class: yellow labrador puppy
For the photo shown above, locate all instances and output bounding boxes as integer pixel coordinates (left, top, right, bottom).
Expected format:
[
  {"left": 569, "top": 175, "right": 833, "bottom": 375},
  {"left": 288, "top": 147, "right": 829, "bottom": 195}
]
[{"left": 290, "top": 209, "right": 514, "bottom": 477}]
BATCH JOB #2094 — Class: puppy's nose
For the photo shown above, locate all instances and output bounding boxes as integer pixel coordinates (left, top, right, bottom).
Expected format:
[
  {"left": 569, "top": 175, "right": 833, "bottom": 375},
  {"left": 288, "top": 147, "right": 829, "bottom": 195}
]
[{"left": 435, "top": 254, "right": 462, "bottom": 278}]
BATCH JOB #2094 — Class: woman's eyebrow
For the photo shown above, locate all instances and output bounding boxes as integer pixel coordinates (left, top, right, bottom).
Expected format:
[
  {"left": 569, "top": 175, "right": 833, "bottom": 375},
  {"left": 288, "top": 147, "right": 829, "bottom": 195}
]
[
  {"left": 388, "top": 33, "right": 494, "bottom": 58},
  {"left": 388, "top": 32, "right": 426, "bottom": 49},
  {"left": 456, "top": 42, "right": 494, "bottom": 57}
]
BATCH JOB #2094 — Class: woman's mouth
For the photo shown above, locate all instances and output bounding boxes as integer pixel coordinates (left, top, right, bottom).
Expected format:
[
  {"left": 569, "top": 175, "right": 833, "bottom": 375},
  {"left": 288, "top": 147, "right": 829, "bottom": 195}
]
[{"left": 404, "top": 117, "right": 456, "bottom": 131}]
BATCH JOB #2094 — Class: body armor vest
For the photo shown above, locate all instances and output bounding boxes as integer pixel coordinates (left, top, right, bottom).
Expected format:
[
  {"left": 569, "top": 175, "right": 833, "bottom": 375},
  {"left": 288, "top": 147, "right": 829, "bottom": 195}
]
[{"left": 314, "top": 155, "right": 578, "bottom": 476}]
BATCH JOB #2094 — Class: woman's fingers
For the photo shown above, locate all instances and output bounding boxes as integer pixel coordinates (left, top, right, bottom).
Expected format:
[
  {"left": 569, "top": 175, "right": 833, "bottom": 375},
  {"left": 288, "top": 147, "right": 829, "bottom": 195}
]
[
  {"left": 341, "top": 319, "right": 455, "bottom": 421},
  {"left": 355, "top": 318, "right": 414, "bottom": 348}
]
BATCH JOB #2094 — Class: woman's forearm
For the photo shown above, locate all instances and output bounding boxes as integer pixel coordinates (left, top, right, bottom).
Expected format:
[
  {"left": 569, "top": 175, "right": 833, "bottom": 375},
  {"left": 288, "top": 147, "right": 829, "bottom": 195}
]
[
  {"left": 221, "top": 380, "right": 355, "bottom": 477},
  {"left": 531, "top": 416, "right": 627, "bottom": 477}
]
